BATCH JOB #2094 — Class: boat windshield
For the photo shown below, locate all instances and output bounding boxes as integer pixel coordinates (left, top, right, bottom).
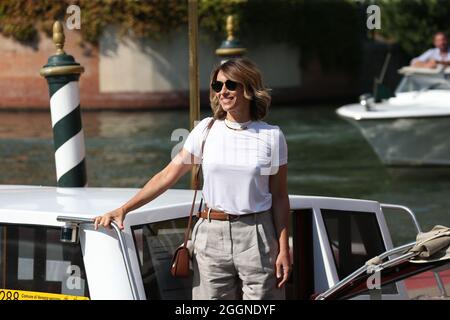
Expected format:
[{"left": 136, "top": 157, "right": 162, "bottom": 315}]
[{"left": 395, "top": 67, "right": 450, "bottom": 94}]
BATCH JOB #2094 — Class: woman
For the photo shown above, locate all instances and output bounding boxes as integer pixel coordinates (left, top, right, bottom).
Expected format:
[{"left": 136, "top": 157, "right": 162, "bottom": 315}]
[{"left": 94, "top": 58, "right": 290, "bottom": 300}]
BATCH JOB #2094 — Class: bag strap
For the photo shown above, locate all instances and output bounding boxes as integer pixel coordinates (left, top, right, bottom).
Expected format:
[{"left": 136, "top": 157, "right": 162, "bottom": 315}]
[{"left": 182, "top": 118, "right": 215, "bottom": 248}]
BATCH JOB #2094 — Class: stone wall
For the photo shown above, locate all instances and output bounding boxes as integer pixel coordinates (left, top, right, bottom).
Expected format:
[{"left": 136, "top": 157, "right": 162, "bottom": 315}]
[{"left": 0, "top": 27, "right": 361, "bottom": 110}]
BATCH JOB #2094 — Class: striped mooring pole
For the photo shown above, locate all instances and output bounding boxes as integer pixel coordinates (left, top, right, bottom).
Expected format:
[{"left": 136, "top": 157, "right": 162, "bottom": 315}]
[
  {"left": 40, "top": 21, "right": 87, "bottom": 187},
  {"left": 215, "top": 15, "right": 247, "bottom": 63}
]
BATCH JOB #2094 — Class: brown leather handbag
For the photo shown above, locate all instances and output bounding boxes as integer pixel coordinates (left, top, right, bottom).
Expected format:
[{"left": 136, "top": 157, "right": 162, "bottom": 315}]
[{"left": 170, "top": 118, "right": 215, "bottom": 278}]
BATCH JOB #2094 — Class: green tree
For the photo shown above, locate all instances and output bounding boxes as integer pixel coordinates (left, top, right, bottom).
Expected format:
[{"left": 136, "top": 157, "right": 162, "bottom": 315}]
[
  {"left": 377, "top": 0, "right": 450, "bottom": 57},
  {"left": 0, "top": 0, "right": 363, "bottom": 71}
]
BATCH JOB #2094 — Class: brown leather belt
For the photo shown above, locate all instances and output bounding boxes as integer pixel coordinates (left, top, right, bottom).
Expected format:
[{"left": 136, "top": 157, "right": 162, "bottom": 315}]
[{"left": 197, "top": 205, "right": 251, "bottom": 221}]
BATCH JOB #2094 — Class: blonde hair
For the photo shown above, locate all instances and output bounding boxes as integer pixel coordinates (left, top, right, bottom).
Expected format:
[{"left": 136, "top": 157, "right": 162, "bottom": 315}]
[{"left": 209, "top": 58, "right": 271, "bottom": 121}]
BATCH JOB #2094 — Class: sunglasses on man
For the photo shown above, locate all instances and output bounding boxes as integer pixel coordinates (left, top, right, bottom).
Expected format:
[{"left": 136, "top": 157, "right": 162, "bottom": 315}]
[{"left": 211, "top": 80, "right": 239, "bottom": 93}]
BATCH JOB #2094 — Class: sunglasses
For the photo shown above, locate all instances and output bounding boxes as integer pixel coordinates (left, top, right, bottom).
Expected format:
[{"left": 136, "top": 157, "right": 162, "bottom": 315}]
[{"left": 211, "top": 80, "right": 238, "bottom": 93}]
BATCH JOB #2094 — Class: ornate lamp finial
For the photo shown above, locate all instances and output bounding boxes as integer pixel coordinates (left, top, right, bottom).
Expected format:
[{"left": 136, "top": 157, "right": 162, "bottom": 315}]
[
  {"left": 215, "top": 14, "right": 246, "bottom": 59},
  {"left": 53, "top": 21, "right": 65, "bottom": 55},
  {"left": 226, "top": 15, "right": 235, "bottom": 41}
]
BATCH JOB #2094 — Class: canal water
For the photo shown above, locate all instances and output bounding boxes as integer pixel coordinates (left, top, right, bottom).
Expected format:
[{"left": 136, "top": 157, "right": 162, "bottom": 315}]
[{"left": 1, "top": 105, "right": 450, "bottom": 245}]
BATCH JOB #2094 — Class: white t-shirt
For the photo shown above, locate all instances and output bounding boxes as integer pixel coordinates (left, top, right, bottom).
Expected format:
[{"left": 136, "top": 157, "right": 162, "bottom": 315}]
[
  {"left": 183, "top": 117, "right": 288, "bottom": 215},
  {"left": 411, "top": 47, "right": 450, "bottom": 64}
]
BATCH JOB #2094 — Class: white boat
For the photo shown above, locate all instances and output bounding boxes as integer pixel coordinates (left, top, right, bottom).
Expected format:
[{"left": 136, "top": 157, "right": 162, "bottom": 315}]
[
  {"left": 1, "top": 185, "right": 449, "bottom": 300},
  {"left": 337, "top": 66, "right": 450, "bottom": 166}
]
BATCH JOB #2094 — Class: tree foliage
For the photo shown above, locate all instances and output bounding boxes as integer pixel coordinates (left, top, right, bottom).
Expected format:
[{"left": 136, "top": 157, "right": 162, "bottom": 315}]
[
  {"left": 0, "top": 0, "right": 363, "bottom": 71},
  {"left": 377, "top": 0, "right": 450, "bottom": 57},
  {"left": 239, "top": 0, "right": 364, "bottom": 71}
]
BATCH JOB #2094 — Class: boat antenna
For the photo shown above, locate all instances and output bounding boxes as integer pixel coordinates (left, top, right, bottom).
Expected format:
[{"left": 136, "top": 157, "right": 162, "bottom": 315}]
[
  {"left": 378, "top": 52, "right": 391, "bottom": 84},
  {"left": 373, "top": 52, "right": 392, "bottom": 102}
]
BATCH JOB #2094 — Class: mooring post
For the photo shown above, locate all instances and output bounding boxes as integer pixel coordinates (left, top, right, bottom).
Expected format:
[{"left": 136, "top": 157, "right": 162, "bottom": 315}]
[
  {"left": 215, "top": 15, "right": 247, "bottom": 63},
  {"left": 40, "top": 21, "right": 87, "bottom": 187}
]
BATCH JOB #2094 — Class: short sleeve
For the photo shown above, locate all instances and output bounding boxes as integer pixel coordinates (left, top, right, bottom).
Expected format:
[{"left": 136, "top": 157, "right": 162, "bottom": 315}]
[
  {"left": 183, "top": 117, "right": 213, "bottom": 158},
  {"left": 278, "top": 128, "right": 288, "bottom": 166},
  {"left": 411, "top": 49, "right": 434, "bottom": 64},
  {"left": 261, "top": 126, "right": 288, "bottom": 176}
]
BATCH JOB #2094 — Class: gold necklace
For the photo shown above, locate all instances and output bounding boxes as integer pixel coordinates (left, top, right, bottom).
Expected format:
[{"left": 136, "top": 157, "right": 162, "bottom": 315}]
[{"left": 224, "top": 119, "right": 251, "bottom": 131}]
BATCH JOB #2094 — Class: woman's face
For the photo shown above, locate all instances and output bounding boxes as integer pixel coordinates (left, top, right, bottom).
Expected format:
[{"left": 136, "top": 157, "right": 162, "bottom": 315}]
[{"left": 215, "top": 70, "right": 250, "bottom": 113}]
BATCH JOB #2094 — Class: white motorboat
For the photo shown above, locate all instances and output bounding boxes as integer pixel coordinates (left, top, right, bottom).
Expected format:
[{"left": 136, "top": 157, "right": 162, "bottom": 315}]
[
  {"left": 0, "top": 185, "right": 449, "bottom": 300},
  {"left": 337, "top": 66, "right": 450, "bottom": 166}
]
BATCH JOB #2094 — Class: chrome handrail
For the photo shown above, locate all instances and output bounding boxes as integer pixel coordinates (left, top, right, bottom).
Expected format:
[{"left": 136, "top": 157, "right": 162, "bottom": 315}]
[
  {"left": 57, "top": 216, "right": 140, "bottom": 300},
  {"left": 314, "top": 264, "right": 367, "bottom": 300},
  {"left": 109, "top": 221, "right": 140, "bottom": 300},
  {"left": 380, "top": 203, "right": 422, "bottom": 232},
  {"left": 315, "top": 241, "right": 416, "bottom": 300},
  {"left": 373, "top": 242, "right": 416, "bottom": 261},
  {"left": 374, "top": 251, "right": 417, "bottom": 271},
  {"left": 380, "top": 204, "right": 448, "bottom": 297}
]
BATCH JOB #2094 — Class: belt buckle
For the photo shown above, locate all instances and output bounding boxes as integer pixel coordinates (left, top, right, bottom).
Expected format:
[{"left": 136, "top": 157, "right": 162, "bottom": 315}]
[{"left": 207, "top": 207, "right": 212, "bottom": 222}]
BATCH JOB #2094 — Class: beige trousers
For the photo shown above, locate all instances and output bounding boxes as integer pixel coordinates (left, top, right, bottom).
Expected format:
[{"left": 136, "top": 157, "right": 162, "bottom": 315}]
[{"left": 191, "top": 209, "right": 285, "bottom": 300}]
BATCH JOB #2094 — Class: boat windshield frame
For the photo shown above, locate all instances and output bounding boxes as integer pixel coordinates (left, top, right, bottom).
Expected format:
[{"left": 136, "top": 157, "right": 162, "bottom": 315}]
[{"left": 395, "top": 68, "right": 450, "bottom": 94}]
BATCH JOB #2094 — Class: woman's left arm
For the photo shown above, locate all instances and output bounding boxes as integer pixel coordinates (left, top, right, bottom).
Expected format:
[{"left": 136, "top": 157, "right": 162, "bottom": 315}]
[{"left": 269, "top": 164, "right": 291, "bottom": 288}]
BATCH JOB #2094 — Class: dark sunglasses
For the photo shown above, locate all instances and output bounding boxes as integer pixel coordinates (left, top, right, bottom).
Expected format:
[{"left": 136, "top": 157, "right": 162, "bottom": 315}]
[{"left": 211, "top": 80, "right": 238, "bottom": 93}]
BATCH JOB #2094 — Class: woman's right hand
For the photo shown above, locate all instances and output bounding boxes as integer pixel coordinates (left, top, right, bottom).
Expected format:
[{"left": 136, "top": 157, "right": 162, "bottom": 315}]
[
  {"left": 94, "top": 207, "right": 126, "bottom": 231},
  {"left": 92, "top": 148, "right": 195, "bottom": 232}
]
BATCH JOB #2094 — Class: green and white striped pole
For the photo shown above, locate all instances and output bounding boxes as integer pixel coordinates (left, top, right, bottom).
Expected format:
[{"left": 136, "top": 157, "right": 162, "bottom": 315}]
[{"left": 40, "top": 21, "right": 87, "bottom": 187}]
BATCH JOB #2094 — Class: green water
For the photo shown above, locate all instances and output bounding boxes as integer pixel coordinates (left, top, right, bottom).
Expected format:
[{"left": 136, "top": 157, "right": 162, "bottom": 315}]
[{"left": 1, "top": 105, "right": 450, "bottom": 245}]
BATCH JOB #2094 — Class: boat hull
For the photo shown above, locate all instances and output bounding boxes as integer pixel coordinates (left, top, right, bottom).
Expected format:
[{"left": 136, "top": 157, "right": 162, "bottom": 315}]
[{"left": 344, "top": 116, "right": 450, "bottom": 166}]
